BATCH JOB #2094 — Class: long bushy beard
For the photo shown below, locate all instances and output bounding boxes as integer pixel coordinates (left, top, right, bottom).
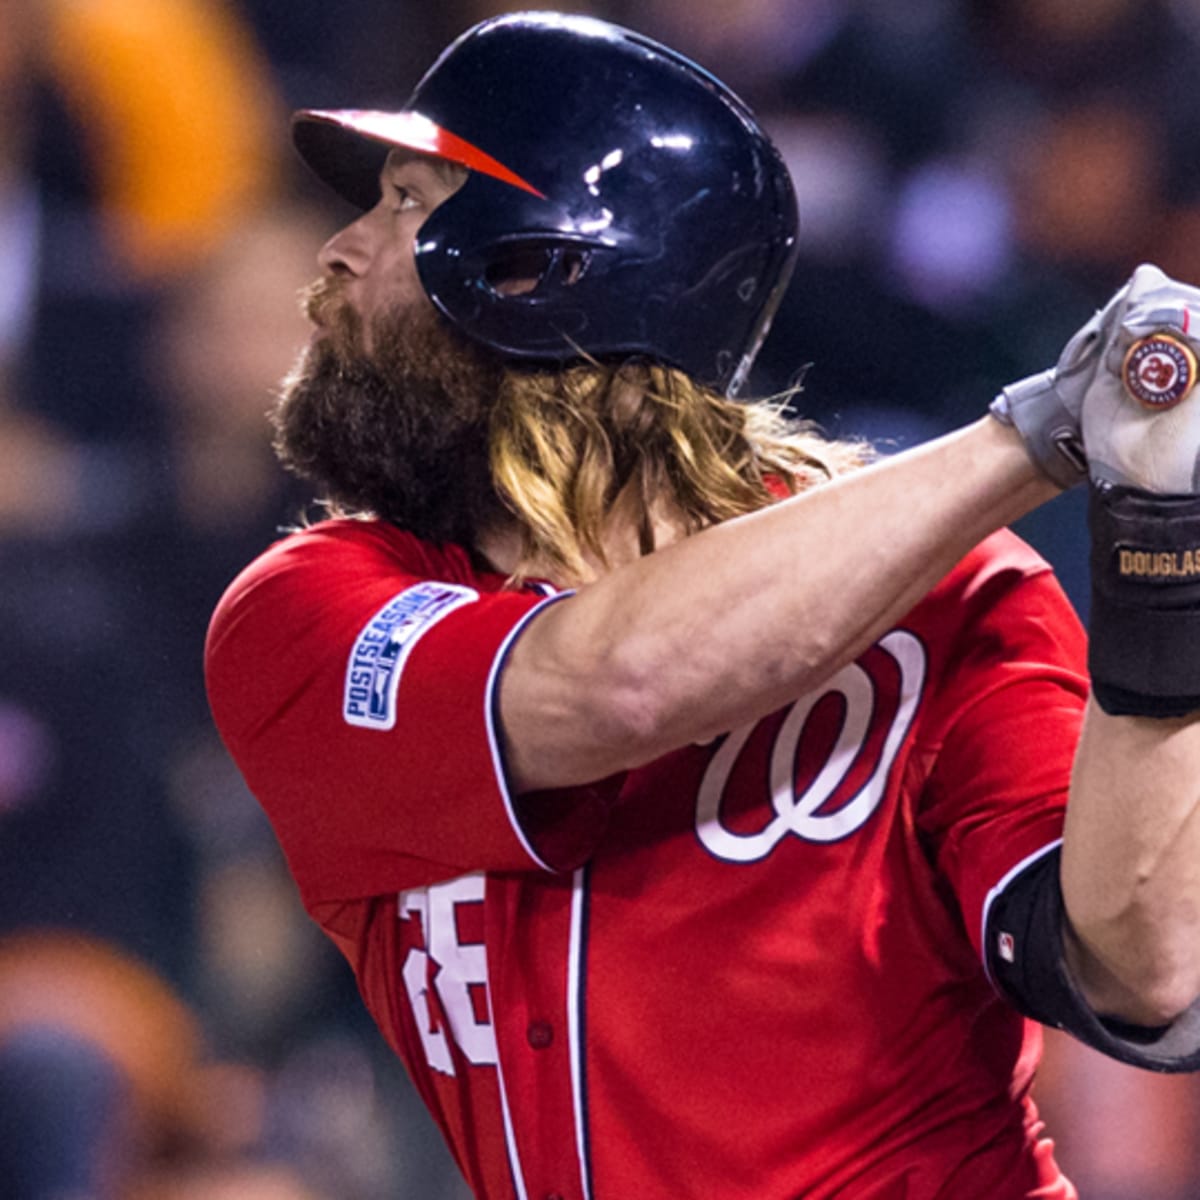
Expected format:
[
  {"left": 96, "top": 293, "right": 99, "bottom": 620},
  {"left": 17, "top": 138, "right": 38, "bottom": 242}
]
[{"left": 271, "top": 282, "right": 505, "bottom": 546}]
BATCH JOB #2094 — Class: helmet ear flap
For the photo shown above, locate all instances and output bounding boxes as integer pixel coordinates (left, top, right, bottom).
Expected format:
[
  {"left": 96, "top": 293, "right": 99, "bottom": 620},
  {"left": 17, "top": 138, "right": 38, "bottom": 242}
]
[
  {"left": 414, "top": 176, "right": 612, "bottom": 354},
  {"left": 482, "top": 245, "right": 591, "bottom": 299}
]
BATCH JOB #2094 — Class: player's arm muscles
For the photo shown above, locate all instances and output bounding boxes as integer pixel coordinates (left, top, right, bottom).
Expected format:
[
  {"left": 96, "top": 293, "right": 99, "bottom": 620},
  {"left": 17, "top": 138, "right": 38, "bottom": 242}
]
[
  {"left": 499, "top": 415, "right": 1056, "bottom": 792},
  {"left": 1061, "top": 703, "right": 1200, "bottom": 1027}
]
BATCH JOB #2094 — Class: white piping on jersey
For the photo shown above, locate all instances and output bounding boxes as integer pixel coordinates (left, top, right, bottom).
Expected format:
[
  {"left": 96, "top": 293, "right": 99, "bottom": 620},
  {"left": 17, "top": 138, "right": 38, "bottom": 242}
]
[
  {"left": 979, "top": 837, "right": 1063, "bottom": 990},
  {"left": 490, "top": 997, "right": 531, "bottom": 1200},
  {"left": 484, "top": 582, "right": 575, "bottom": 1198},
  {"left": 483, "top": 591, "right": 572, "bottom": 873},
  {"left": 568, "top": 866, "right": 593, "bottom": 1200}
]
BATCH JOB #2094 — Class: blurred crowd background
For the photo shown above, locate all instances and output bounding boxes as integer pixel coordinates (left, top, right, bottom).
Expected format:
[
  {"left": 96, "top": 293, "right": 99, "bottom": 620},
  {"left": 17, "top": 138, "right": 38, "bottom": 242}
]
[{"left": 1, "top": 0, "right": 1198, "bottom": 1196}]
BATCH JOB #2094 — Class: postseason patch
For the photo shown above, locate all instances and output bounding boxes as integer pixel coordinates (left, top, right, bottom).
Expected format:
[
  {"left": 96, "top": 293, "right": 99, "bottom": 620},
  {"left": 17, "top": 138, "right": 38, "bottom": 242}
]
[
  {"left": 1121, "top": 332, "right": 1198, "bottom": 411},
  {"left": 343, "top": 582, "right": 478, "bottom": 730}
]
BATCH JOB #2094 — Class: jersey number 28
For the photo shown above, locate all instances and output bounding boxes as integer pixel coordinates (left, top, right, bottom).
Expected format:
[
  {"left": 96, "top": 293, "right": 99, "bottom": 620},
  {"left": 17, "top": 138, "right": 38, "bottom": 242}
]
[{"left": 399, "top": 874, "right": 497, "bottom": 1075}]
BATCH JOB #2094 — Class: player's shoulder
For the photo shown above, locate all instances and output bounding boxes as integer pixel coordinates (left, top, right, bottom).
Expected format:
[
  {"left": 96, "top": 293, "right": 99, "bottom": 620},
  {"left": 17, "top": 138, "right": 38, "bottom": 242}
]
[
  {"left": 215, "top": 517, "right": 478, "bottom": 611},
  {"left": 203, "top": 517, "right": 503, "bottom": 735},
  {"left": 243, "top": 515, "right": 477, "bottom": 579},
  {"left": 205, "top": 517, "right": 492, "bottom": 661}
]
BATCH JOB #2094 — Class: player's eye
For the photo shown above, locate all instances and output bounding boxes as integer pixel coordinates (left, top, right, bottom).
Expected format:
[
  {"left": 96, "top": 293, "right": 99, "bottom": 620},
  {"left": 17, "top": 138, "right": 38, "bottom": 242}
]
[{"left": 391, "top": 184, "right": 419, "bottom": 212}]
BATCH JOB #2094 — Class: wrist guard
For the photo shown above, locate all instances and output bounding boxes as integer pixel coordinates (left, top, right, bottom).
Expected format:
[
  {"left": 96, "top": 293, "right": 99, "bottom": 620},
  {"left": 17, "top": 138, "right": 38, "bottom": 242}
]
[
  {"left": 990, "top": 370, "right": 1088, "bottom": 490},
  {"left": 1089, "top": 483, "right": 1200, "bottom": 716}
]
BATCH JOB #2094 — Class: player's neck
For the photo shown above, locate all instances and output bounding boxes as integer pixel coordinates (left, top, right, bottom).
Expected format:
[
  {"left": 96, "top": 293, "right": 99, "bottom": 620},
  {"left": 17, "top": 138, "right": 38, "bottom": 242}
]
[{"left": 476, "top": 489, "right": 689, "bottom": 585}]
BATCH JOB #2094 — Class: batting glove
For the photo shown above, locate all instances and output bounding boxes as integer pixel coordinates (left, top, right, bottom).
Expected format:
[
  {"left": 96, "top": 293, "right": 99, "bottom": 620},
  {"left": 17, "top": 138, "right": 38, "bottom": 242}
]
[
  {"left": 1070, "top": 265, "right": 1200, "bottom": 716},
  {"left": 990, "top": 273, "right": 1138, "bottom": 489}
]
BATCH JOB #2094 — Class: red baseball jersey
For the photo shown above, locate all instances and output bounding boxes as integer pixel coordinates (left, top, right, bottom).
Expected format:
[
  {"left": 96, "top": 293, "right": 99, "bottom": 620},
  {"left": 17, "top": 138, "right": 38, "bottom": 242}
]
[{"left": 205, "top": 517, "right": 1087, "bottom": 1200}]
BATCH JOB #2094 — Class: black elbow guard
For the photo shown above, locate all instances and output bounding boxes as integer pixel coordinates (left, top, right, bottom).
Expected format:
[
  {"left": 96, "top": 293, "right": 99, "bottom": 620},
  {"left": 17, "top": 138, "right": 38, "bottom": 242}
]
[{"left": 986, "top": 845, "right": 1200, "bottom": 1072}]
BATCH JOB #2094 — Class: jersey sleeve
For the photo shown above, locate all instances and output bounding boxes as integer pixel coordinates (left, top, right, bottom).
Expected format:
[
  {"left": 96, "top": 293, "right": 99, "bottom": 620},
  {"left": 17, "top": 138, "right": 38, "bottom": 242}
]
[
  {"left": 204, "top": 521, "right": 616, "bottom": 908},
  {"left": 913, "top": 534, "right": 1089, "bottom": 967},
  {"left": 915, "top": 535, "right": 1200, "bottom": 1070}
]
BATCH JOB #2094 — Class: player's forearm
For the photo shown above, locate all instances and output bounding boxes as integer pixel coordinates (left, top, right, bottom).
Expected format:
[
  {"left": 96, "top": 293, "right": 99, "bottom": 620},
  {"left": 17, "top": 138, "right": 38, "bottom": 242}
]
[
  {"left": 1062, "top": 702, "right": 1200, "bottom": 1025},
  {"left": 502, "top": 416, "right": 1056, "bottom": 791}
]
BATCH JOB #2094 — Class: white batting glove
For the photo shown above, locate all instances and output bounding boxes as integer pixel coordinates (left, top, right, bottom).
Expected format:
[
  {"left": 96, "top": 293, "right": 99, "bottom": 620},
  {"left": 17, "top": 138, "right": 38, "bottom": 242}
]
[
  {"left": 990, "top": 276, "right": 1133, "bottom": 489},
  {"left": 1062, "top": 264, "right": 1200, "bottom": 718},
  {"left": 1083, "top": 264, "right": 1200, "bottom": 493},
  {"left": 992, "top": 264, "right": 1200, "bottom": 492}
]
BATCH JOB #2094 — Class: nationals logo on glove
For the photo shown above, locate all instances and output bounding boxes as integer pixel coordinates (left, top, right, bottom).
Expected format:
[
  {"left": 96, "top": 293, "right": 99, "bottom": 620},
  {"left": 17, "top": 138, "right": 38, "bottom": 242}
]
[{"left": 1122, "top": 331, "right": 1198, "bottom": 410}]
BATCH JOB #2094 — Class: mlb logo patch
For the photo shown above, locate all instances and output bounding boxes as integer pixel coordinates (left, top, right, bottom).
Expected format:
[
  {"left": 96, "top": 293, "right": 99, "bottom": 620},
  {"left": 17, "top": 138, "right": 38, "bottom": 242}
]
[
  {"left": 344, "top": 582, "right": 478, "bottom": 730},
  {"left": 997, "top": 931, "right": 1016, "bottom": 964}
]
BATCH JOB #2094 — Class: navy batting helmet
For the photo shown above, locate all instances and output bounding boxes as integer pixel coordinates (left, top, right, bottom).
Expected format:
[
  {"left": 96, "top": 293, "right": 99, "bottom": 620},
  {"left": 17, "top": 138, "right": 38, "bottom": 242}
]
[{"left": 292, "top": 11, "right": 799, "bottom": 395}]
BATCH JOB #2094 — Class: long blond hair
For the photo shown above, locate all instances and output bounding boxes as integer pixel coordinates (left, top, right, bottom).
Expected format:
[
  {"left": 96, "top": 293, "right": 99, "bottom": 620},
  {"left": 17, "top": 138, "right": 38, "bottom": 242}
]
[{"left": 488, "top": 359, "right": 869, "bottom": 583}]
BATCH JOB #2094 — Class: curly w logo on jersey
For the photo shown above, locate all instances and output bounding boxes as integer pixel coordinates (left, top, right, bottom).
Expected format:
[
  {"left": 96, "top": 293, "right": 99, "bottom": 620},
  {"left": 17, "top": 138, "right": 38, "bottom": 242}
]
[
  {"left": 343, "top": 582, "right": 478, "bottom": 729},
  {"left": 696, "top": 630, "right": 928, "bottom": 861}
]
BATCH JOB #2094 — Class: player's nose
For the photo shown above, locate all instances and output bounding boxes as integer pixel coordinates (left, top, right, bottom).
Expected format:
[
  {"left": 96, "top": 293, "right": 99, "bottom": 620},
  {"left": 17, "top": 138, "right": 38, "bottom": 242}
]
[{"left": 318, "top": 213, "right": 373, "bottom": 277}]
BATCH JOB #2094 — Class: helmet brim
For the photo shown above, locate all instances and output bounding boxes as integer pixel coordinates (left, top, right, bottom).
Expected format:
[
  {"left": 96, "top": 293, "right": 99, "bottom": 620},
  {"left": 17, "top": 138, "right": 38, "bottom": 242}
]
[{"left": 292, "top": 108, "right": 545, "bottom": 210}]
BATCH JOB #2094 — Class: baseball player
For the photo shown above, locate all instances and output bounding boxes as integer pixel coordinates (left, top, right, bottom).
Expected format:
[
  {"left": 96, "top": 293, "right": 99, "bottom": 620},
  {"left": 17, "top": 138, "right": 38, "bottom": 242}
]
[{"left": 206, "top": 13, "right": 1200, "bottom": 1198}]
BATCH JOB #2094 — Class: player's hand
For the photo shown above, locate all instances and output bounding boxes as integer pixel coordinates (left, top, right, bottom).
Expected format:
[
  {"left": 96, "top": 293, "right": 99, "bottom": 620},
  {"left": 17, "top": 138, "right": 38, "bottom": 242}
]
[
  {"left": 1060, "top": 265, "right": 1200, "bottom": 718},
  {"left": 1083, "top": 264, "right": 1200, "bottom": 493},
  {"left": 989, "top": 274, "right": 1134, "bottom": 488},
  {"left": 991, "top": 264, "right": 1200, "bottom": 490}
]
